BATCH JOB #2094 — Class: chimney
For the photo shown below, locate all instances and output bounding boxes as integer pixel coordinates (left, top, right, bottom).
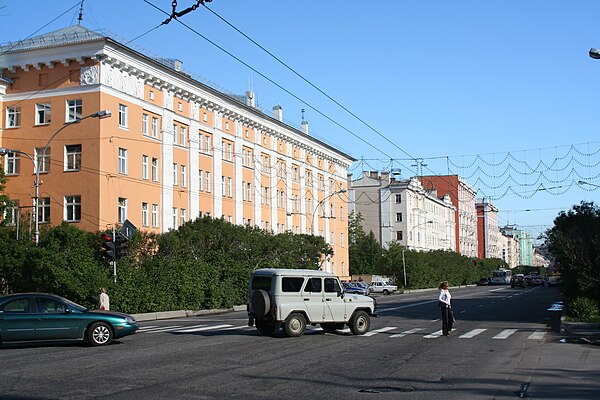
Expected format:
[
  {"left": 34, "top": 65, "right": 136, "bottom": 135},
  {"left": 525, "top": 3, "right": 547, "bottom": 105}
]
[
  {"left": 273, "top": 104, "right": 283, "bottom": 121},
  {"left": 174, "top": 59, "right": 182, "bottom": 72},
  {"left": 300, "top": 108, "right": 308, "bottom": 133},
  {"left": 245, "top": 90, "right": 255, "bottom": 107}
]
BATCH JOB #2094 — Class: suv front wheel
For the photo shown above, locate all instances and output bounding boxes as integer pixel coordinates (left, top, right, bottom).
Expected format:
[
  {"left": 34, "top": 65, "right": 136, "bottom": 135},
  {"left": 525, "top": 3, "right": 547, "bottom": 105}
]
[
  {"left": 349, "top": 310, "right": 370, "bottom": 335},
  {"left": 284, "top": 313, "right": 307, "bottom": 337}
]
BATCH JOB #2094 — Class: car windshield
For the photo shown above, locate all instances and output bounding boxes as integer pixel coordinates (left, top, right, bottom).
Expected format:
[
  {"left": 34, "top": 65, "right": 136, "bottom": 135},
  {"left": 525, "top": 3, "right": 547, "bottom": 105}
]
[{"left": 62, "top": 297, "right": 87, "bottom": 312}]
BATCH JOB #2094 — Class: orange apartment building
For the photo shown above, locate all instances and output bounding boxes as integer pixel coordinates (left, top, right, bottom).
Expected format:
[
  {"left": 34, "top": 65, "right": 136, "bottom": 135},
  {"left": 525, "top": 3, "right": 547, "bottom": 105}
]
[
  {"left": 0, "top": 26, "right": 354, "bottom": 277},
  {"left": 419, "top": 175, "right": 478, "bottom": 257}
]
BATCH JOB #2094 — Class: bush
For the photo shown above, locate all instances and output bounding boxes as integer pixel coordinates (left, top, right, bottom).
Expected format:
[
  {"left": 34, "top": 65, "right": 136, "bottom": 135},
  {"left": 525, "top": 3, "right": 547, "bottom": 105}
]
[{"left": 568, "top": 297, "right": 600, "bottom": 322}]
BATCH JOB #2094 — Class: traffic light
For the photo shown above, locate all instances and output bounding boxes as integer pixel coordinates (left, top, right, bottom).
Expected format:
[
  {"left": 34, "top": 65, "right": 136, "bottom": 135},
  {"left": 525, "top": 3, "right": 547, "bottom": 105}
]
[
  {"left": 101, "top": 232, "right": 116, "bottom": 260},
  {"left": 114, "top": 233, "right": 129, "bottom": 259}
]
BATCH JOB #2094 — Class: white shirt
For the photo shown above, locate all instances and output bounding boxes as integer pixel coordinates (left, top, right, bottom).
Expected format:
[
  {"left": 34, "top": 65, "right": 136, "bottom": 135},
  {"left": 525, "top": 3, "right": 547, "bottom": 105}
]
[
  {"left": 100, "top": 292, "right": 110, "bottom": 310},
  {"left": 438, "top": 289, "right": 451, "bottom": 306}
]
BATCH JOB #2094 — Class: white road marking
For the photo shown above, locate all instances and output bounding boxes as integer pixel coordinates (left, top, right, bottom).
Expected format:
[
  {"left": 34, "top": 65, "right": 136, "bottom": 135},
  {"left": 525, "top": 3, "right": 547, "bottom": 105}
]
[
  {"left": 424, "top": 330, "right": 444, "bottom": 338},
  {"left": 389, "top": 328, "right": 423, "bottom": 338},
  {"left": 141, "top": 325, "right": 184, "bottom": 333},
  {"left": 137, "top": 325, "right": 159, "bottom": 331},
  {"left": 493, "top": 329, "right": 518, "bottom": 339},
  {"left": 175, "top": 324, "right": 233, "bottom": 333},
  {"left": 362, "top": 326, "right": 397, "bottom": 337},
  {"left": 459, "top": 329, "right": 487, "bottom": 338},
  {"left": 528, "top": 331, "right": 546, "bottom": 340}
]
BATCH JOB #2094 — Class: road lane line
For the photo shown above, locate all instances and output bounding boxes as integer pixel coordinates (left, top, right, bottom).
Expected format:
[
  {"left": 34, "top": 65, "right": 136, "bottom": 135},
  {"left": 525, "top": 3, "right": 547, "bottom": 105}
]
[
  {"left": 362, "top": 326, "right": 396, "bottom": 337},
  {"left": 528, "top": 331, "right": 546, "bottom": 340},
  {"left": 459, "top": 329, "right": 487, "bottom": 338},
  {"left": 493, "top": 329, "right": 518, "bottom": 339},
  {"left": 142, "top": 325, "right": 184, "bottom": 333},
  {"left": 137, "top": 325, "right": 159, "bottom": 331}
]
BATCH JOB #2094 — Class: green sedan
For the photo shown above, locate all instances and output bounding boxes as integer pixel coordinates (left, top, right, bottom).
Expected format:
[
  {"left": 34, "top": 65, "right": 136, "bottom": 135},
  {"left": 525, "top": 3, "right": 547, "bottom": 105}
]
[{"left": 0, "top": 293, "right": 138, "bottom": 346}]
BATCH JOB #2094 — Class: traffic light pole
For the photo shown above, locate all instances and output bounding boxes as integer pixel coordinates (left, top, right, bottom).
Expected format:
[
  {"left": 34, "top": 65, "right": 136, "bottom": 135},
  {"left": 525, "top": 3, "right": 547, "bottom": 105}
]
[{"left": 112, "top": 226, "right": 117, "bottom": 284}]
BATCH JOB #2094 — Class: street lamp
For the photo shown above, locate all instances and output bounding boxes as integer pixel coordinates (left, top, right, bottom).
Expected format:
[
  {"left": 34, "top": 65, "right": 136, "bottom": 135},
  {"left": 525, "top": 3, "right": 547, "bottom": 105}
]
[
  {"left": 402, "top": 219, "right": 433, "bottom": 288},
  {"left": 589, "top": 48, "right": 600, "bottom": 59},
  {"left": 0, "top": 110, "right": 112, "bottom": 245},
  {"left": 578, "top": 180, "right": 600, "bottom": 188},
  {"left": 312, "top": 189, "right": 347, "bottom": 234}
]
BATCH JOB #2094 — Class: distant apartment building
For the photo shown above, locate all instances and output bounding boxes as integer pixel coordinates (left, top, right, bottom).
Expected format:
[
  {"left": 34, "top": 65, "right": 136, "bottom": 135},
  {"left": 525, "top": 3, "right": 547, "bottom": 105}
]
[
  {"left": 0, "top": 25, "right": 354, "bottom": 276},
  {"left": 500, "top": 227, "right": 534, "bottom": 267},
  {"left": 476, "top": 197, "right": 502, "bottom": 259},
  {"left": 500, "top": 233, "right": 520, "bottom": 269},
  {"left": 419, "top": 175, "right": 478, "bottom": 257},
  {"left": 348, "top": 171, "right": 456, "bottom": 251}
]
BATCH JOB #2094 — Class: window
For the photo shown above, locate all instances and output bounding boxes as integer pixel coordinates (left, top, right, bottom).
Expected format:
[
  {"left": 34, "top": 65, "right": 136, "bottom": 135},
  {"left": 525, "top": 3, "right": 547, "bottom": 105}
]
[
  {"left": 151, "top": 117, "right": 159, "bottom": 138},
  {"left": 118, "top": 148, "right": 128, "bottom": 174},
  {"left": 180, "top": 208, "right": 186, "bottom": 226},
  {"left": 173, "top": 163, "right": 178, "bottom": 185},
  {"left": 178, "top": 102, "right": 183, "bottom": 112},
  {"left": 38, "top": 197, "right": 51, "bottom": 223},
  {"left": 36, "top": 103, "right": 51, "bottom": 125},
  {"left": 118, "top": 197, "right": 127, "bottom": 223},
  {"left": 198, "top": 134, "right": 203, "bottom": 152},
  {"left": 221, "top": 176, "right": 225, "bottom": 196},
  {"left": 6, "top": 106, "right": 21, "bottom": 127},
  {"left": 152, "top": 204, "right": 159, "bottom": 228},
  {"left": 118, "top": 104, "right": 128, "bottom": 128},
  {"left": 180, "top": 126, "right": 187, "bottom": 146},
  {"left": 341, "top": 233, "right": 345, "bottom": 247},
  {"left": 149, "top": 90, "right": 155, "bottom": 100},
  {"left": 142, "top": 114, "right": 149, "bottom": 135},
  {"left": 142, "top": 202, "right": 149, "bottom": 227},
  {"left": 225, "top": 121, "right": 229, "bottom": 130},
  {"left": 35, "top": 147, "right": 50, "bottom": 173},
  {"left": 227, "top": 177, "right": 232, "bottom": 197},
  {"left": 205, "top": 171, "right": 211, "bottom": 192},
  {"left": 396, "top": 231, "right": 403, "bottom": 241},
  {"left": 304, "top": 278, "right": 322, "bottom": 293},
  {"left": 4, "top": 151, "right": 20, "bottom": 174},
  {"left": 172, "top": 207, "right": 178, "bottom": 228},
  {"left": 152, "top": 158, "right": 159, "bottom": 181},
  {"left": 395, "top": 194, "right": 402, "bottom": 204},
  {"left": 38, "top": 73, "right": 48, "bottom": 87},
  {"left": 65, "top": 145, "right": 82, "bottom": 171},
  {"left": 142, "top": 155, "right": 149, "bottom": 180},
  {"left": 282, "top": 277, "right": 304, "bottom": 292},
  {"left": 227, "top": 143, "right": 232, "bottom": 161},
  {"left": 198, "top": 170, "right": 203, "bottom": 191},
  {"left": 64, "top": 195, "right": 81, "bottom": 222},
  {"left": 396, "top": 212, "right": 403, "bottom": 222},
  {"left": 247, "top": 183, "right": 252, "bottom": 202},
  {"left": 66, "top": 99, "right": 82, "bottom": 122},
  {"left": 205, "top": 136, "right": 211, "bottom": 154},
  {"left": 203, "top": 112, "right": 208, "bottom": 122},
  {"left": 180, "top": 165, "right": 187, "bottom": 187}
]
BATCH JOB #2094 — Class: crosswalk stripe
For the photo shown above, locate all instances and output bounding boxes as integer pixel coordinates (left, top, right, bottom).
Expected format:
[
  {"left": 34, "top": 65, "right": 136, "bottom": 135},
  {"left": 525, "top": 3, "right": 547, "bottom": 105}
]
[
  {"left": 459, "top": 329, "right": 487, "bottom": 338},
  {"left": 390, "top": 328, "right": 423, "bottom": 338},
  {"left": 137, "top": 325, "right": 159, "bottom": 331},
  {"left": 493, "top": 329, "right": 518, "bottom": 339},
  {"left": 362, "top": 326, "right": 396, "bottom": 337},
  {"left": 175, "top": 324, "right": 233, "bottom": 333},
  {"left": 528, "top": 331, "right": 546, "bottom": 340},
  {"left": 424, "top": 330, "right": 444, "bottom": 338},
  {"left": 222, "top": 325, "right": 253, "bottom": 331},
  {"left": 142, "top": 325, "right": 184, "bottom": 333}
]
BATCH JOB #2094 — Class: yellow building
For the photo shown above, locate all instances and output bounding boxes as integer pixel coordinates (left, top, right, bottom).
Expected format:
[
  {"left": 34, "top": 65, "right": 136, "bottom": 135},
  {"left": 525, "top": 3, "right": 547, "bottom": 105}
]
[{"left": 0, "top": 26, "right": 354, "bottom": 277}]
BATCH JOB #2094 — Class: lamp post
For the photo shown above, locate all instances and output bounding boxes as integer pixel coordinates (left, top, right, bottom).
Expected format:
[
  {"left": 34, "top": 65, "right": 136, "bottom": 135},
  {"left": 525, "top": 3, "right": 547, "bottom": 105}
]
[
  {"left": 311, "top": 189, "right": 347, "bottom": 234},
  {"left": 402, "top": 219, "right": 433, "bottom": 288},
  {"left": 8, "top": 110, "right": 112, "bottom": 245}
]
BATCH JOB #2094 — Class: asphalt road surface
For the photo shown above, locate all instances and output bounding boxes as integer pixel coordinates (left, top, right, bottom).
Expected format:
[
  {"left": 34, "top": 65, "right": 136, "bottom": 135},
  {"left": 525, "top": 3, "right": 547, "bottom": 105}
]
[{"left": 1, "top": 285, "right": 599, "bottom": 400}]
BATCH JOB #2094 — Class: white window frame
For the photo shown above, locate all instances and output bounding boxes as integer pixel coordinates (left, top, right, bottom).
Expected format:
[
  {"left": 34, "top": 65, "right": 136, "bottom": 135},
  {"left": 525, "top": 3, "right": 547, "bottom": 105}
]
[
  {"left": 180, "top": 165, "right": 187, "bottom": 187},
  {"left": 142, "top": 155, "right": 149, "bottom": 180},
  {"left": 205, "top": 171, "right": 211, "bottom": 192},
  {"left": 142, "top": 202, "right": 149, "bottom": 227},
  {"left": 227, "top": 177, "right": 232, "bottom": 197},
  {"left": 118, "top": 148, "right": 128, "bottom": 174},
  {"left": 35, "top": 147, "right": 50, "bottom": 173},
  {"left": 38, "top": 197, "right": 51, "bottom": 223},
  {"left": 64, "top": 195, "right": 81, "bottom": 222},
  {"left": 35, "top": 103, "right": 52, "bottom": 125},
  {"left": 180, "top": 208, "right": 186, "bottom": 226},
  {"left": 152, "top": 204, "right": 159, "bottom": 228},
  {"left": 142, "top": 113, "right": 149, "bottom": 135},
  {"left": 118, "top": 104, "right": 128, "bottom": 128},
  {"left": 118, "top": 197, "right": 127, "bottom": 223},
  {"left": 198, "top": 170, "right": 203, "bottom": 191},
  {"left": 6, "top": 106, "right": 21, "bottom": 127},
  {"left": 65, "top": 145, "right": 82, "bottom": 171},
  {"left": 151, "top": 117, "right": 159, "bottom": 138},
  {"left": 173, "top": 163, "right": 178, "bottom": 186},
  {"left": 4, "top": 151, "right": 20, "bottom": 175},
  {"left": 152, "top": 158, "right": 159, "bottom": 181},
  {"left": 66, "top": 99, "right": 82, "bottom": 122},
  {"left": 180, "top": 126, "right": 186, "bottom": 146}
]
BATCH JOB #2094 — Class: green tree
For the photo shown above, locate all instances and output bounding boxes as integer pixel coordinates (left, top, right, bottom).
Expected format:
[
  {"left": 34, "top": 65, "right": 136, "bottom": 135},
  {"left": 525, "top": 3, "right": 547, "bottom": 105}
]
[
  {"left": 348, "top": 212, "right": 383, "bottom": 275},
  {"left": 0, "top": 167, "right": 15, "bottom": 226},
  {"left": 545, "top": 201, "right": 600, "bottom": 304}
]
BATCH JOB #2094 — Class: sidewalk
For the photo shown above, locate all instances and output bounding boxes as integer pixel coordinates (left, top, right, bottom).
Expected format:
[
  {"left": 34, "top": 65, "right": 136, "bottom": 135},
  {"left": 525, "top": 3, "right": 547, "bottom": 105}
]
[{"left": 560, "top": 319, "right": 600, "bottom": 345}]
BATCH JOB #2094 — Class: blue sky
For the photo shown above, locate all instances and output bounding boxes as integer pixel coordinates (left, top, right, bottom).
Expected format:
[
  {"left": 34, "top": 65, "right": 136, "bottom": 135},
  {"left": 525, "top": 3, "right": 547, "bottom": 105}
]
[{"left": 2, "top": 0, "right": 600, "bottom": 242}]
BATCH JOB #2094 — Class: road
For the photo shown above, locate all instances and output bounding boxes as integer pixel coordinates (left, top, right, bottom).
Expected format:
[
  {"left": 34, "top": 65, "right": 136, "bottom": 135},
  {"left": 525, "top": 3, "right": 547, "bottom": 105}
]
[{"left": 1, "top": 285, "right": 599, "bottom": 399}]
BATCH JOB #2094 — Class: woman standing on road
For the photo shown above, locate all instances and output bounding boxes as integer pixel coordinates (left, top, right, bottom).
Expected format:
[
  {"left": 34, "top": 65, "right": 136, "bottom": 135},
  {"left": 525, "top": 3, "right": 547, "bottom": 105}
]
[{"left": 438, "top": 281, "right": 453, "bottom": 336}]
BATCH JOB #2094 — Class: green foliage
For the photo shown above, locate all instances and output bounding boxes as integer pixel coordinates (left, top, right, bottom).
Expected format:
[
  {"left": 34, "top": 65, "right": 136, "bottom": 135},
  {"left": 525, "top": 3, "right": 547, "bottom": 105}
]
[
  {"left": 348, "top": 212, "right": 384, "bottom": 274},
  {"left": 0, "top": 168, "right": 15, "bottom": 227},
  {"left": 545, "top": 201, "right": 600, "bottom": 305},
  {"left": 567, "top": 297, "right": 600, "bottom": 322},
  {"left": 0, "top": 216, "right": 331, "bottom": 313}
]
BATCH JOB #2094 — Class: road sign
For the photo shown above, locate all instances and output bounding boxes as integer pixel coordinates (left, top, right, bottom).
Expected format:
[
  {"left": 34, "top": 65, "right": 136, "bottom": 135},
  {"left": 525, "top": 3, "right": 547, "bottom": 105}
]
[{"left": 119, "top": 219, "right": 137, "bottom": 240}]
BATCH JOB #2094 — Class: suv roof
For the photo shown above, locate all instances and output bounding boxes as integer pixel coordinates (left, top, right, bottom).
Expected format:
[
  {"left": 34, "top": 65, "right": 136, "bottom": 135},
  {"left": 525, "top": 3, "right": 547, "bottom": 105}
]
[{"left": 252, "top": 268, "right": 333, "bottom": 278}]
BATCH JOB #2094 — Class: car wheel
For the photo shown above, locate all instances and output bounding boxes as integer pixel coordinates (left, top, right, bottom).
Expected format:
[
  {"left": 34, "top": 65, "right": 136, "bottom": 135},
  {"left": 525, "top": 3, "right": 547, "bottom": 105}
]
[
  {"left": 252, "top": 289, "right": 270, "bottom": 318},
  {"left": 349, "top": 310, "right": 370, "bottom": 335},
  {"left": 383, "top": 289, "right": 390, "bottom": 295},
  {"left": 284, "top": 313, "right": 306, "bottom": 337},
  {"left": 255, "top": 320, "right": 276, "bottom": 335},
  {"left": 87, "top": 322, "right": 113, "bottom": 346},
  {"left": 321, "top": 323, "right": 338, "bottom": 333}
]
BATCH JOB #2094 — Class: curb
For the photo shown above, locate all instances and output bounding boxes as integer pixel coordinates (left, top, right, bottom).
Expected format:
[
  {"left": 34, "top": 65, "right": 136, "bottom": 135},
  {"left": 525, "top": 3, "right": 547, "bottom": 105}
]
[
  {"left": 133, "top": 305, "right": 246, "bottom": 322},
  {"left": 560, "top": 317, "right": 600, "bottom": 345}
]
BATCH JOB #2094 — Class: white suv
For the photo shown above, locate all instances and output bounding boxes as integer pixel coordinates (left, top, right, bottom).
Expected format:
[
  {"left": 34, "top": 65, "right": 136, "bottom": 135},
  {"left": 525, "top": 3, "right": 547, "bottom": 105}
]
[{"left": 247, "top": 268, "right": 377, "bottom": 337}]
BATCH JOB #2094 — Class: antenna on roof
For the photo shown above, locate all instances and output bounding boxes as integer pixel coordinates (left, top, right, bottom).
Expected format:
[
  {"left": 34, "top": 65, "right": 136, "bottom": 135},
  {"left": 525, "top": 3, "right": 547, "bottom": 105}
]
[{"left": 77, "top": 0, "right": 85, "bottom": 25}]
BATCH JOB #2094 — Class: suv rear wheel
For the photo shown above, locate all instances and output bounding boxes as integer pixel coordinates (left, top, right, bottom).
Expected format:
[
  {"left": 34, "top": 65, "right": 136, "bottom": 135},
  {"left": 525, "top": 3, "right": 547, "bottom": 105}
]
[
  {"left": 255, "top": 320, "right": 276, "bottom": 335},
  {"left": 284, "top": 313, "right": 306, "bottom": 337},
  {"left": 349, "top": 310, "right": 370, "bottom": 335}
]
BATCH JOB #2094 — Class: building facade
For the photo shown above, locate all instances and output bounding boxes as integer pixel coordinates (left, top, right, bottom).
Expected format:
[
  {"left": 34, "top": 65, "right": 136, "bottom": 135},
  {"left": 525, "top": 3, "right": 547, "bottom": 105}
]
[
  {"left": 349, "top": 171, "right": 456, "bottom": 251},
  {"left": 476, "top": 197, "right": 501, "bottom": 259},
  {"left": 500, "top": 227, "right": 534, "bottom": 267},
  {"left": 419, "top": 175, "right": 478, "bottom": 257},
  {"left": 0, "top": 26, "right": 354, "bottom": 276}
]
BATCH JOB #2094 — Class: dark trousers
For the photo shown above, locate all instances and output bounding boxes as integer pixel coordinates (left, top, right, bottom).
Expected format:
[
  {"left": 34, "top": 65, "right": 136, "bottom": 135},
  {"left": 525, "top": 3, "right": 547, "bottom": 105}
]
[{"left": 439, "top": 303, "right": 453, "bottom": 335}]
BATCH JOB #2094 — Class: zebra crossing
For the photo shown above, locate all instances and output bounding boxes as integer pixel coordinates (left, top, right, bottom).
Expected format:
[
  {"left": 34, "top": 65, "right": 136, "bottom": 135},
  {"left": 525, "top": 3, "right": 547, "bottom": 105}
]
[{"left": 137, "top": 323, "right": 548, "bottom": 340}]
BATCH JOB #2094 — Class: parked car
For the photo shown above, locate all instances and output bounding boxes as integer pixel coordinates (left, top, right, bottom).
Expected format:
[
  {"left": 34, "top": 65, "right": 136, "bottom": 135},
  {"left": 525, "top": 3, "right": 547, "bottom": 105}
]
[
  {"left": 343, "top": 282, "right": 369, "bottom": 296},
  {"left": 370, "top": 281, "right": 398, "bottom": 295},
  {"left": 476, "top": 278, "right": 490, "bottom": 286},
  {"left": 510, "top": 274, "right": 526, "bottom": 288},
  {"left": 0, "top": 293, "right": 139, "bottom": 346},
  {"left": 530, "top": 275, "right": 544, "bottom": 286},
  {"left": 351, "top": 281, "right": 373, "bottom": 295},
  {"left": 524, "top": 275, "right": 534, "bottom": 287}
]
